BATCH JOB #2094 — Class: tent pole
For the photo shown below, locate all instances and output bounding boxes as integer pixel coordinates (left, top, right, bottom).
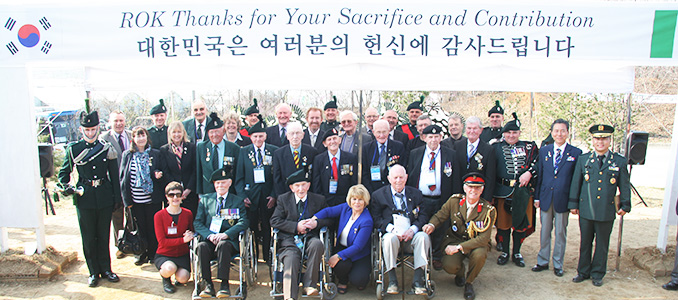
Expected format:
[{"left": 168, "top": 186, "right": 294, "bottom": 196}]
[{"left": 357, "top": 90, "right": 364, "bottom": 183}]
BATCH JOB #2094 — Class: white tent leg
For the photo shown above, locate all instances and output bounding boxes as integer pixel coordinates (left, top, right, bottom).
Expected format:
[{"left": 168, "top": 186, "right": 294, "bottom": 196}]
[{"left": 657, "top": 105, "right": 678, "bottom": 253}]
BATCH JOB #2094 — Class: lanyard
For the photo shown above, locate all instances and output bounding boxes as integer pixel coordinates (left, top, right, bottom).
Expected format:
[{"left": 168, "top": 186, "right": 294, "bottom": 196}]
[{"left": 371, "top": 143, "right": 385, "bottom": 165}]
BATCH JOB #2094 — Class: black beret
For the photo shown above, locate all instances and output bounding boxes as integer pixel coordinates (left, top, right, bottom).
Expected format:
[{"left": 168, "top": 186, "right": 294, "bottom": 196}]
[
  {"left": 488, "top": 100, "right": 504, "bottom": 116},
  {"left": 589, "top": 124, "right": 614, "bottom": 137},
  {"left": 247, "top": 114, "right": 267, "bottom": 135},
  {"left": 501, "top": 112, "right": 521, "bottom": 133},
  {"left": 322, "top": 128, "right": 340, "bottom": 142},
  {"left": 205, "top": 112, "right": 224, "bottom": 132},
  {"left": 210, "top": 166, "right": 234, "bottom": 182},
  {"left": 244, "top": 98, "right": 259, "bottom": 116},
  {"left": 422, "top": 124, "right": 443, "bottom": 135},
  {"left": 324, "top": 96, "right": 338, "bottom": 110},
  {"left": 286, "top": 167, "right": 311, "bottom": 185},
  {"left": 407, "top": 95, "right": 424, "bottom": 111},
  {"left": 150, "top": 99, "right": 167, "bottom": 115}
]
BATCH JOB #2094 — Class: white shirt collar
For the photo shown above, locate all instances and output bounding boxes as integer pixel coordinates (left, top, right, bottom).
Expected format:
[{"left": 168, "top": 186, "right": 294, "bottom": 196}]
[
  {"left": 328, "top": 150, "right": 341, "bottom": 162},
  {"left": 217, "top": 192, "right": 228, "bottom": 199},
  {"left": 295, "top": 194, "right": 307, "bottom": 204},
  {"left": 425, "top": 145, "right": 440, "bottom": 154},
  {"left": 390, "top": 186, "right": 405, "bottom": 197},
  {"left": 554, "top": 142, "right": 568, "bottom": 153}
]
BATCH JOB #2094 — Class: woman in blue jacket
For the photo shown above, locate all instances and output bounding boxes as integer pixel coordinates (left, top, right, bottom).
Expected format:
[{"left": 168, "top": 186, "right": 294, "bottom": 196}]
[{"left": 311, "top": 184, "right": 373, "bottom": 294}]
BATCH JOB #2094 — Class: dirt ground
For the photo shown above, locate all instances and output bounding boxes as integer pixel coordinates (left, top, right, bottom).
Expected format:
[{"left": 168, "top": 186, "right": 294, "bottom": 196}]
[{"left": 2, "top": 186, "right": 678, "bottom": 300}]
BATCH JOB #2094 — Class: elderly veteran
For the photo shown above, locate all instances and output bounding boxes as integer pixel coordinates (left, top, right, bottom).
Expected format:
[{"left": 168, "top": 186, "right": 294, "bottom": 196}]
[{"left": 423, "top": 173, "right": 496, "bottom": 300}]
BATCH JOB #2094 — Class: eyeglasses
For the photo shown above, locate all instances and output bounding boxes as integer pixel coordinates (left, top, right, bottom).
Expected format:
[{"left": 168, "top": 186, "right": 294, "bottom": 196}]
[{"left": 167, "top": 193, "right": 182, "bottom": 198}]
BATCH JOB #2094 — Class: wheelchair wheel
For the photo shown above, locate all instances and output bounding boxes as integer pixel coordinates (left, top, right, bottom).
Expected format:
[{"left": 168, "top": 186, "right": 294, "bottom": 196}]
[
  {"left": 375, "top": 282, "right": 384, "bottom": 300},
  {"left": 426, "top": 280, "right": 436, "bottom": 299},
  {"left": 322, "top": 282, "right": 337, "bottom": 300},
  {"left": 246, "top": 234, "right": 257, "bottom": 287}
]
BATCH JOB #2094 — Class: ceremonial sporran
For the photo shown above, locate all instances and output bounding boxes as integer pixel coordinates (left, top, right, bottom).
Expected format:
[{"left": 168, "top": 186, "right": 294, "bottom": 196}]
[
  {"left": 117, "top": 207, "right": 147, "bottom": 255},
  {"left": 503, "top": 198, "right": 513, "bottom": 214}
]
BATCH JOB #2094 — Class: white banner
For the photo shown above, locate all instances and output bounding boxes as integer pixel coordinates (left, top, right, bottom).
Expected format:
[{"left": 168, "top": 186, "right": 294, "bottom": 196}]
[{"left": 2, "top": 1, "right": 677, "bottom": 91}]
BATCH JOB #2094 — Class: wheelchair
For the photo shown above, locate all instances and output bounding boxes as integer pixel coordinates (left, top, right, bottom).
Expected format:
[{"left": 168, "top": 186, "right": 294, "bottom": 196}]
[
  {"left": 269, "top": 227, "right": 337, "bottom": 300},
  {"left": 190, "top": 229, "right": 257, "bottom": 299},
  {"left": 372, "top": 229, "right": 436, "bottom": 300}
]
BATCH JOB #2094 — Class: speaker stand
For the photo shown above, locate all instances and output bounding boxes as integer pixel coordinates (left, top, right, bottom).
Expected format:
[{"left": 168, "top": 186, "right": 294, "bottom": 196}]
[
  {"left": 629, "top": 165, "right": 648, "bottom": 207},
  {"left": 42, "top": 177, "right": 56, "bottom": 216}
]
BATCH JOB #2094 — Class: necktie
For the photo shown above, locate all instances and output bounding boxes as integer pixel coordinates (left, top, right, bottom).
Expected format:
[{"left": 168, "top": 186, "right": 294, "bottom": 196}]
[
  {"left": 379, "top": 144, "right": 386, "bottom": 169},
  {"left": 598, "top": 154, "right": 604, "bottom": 168},
  {"left": 311, "top": 134, "right": 316, "bottom": 146},
  {"left": 554, "top": 148, "right": 562, "bottom": 174},
  {"left": 196, "top": 124, "right": 203, "bottom": 142},
  {"left": 117, "top": 133, "right": 126, "bottom": 152},
  {"left": 294, "top": 150, "right": 300, "bottom": 169},
  {"left": 332, "top": 157, "right": 338, "bottom": 180},
  {"left": 257, "top": 148, "right": 263, "bottom": 167},
  {"left": 467, "top": 143, "right": 476, "bottom": 163},
  {"left": 395, "top": 192, "right": 406, "bottom": 211},
  {"left": 212, "top": 144, "right": 219, "bottom": 170},
  {"left": 429, "top": 151, "right": 436, "bottom": 170},
  {"left": 217, "top": 196, "right": 225, "bottom": 217},
  {"left": 297, "top": 200, "right": 304, "bottom": 217},
  {"left": 280, "top": 127, "right": 286, "bottom": 141}
]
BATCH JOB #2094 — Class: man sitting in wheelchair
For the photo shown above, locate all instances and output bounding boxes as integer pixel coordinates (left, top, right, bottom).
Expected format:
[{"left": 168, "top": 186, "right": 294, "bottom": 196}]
[
  {"left": 371, "top": 165, "right": 431, "bottom": 295},
  {"left": 193, "top": 167, "right": 249, "bottom": 298},
  {"left": 270, "top": 167, "right": 331, "bottom": 300}
]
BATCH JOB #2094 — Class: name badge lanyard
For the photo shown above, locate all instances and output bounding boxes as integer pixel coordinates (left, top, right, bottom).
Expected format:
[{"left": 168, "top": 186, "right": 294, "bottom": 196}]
[{"left": 371, "top": 144, "right": 383, "bottom": 165}]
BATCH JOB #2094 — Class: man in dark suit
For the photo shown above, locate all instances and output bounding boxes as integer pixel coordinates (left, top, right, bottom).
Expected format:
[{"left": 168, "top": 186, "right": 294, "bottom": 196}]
[
  {"left": 99, "top": 110, "right": 132, "bottom": 259},
  {"left": 397, "top": 96, "right": 424, "bottom": 140},
  {"left": 273, "top": 122, "right": 318, "bottom": 196},
  {"left": 441, "top": 114, "right": 467, "bottom": 150},
  {"left": 532, "top": 119, "right": 582, "bottom": 277},
  {"left": 182, "top": 100, "right": 210, "bottom": 144},
  {"left": 193, "top": 167, "right": 249, "bottom": 298},
  {"left": 361, "top": 120, "right": 407, "bottom": 193},
  {"left": 312, "top": 129, "right": 358, "bottom": 206},
  {"left": 383, "top": 110, "right": 410, "bottom": 146},
  {"left": 339, "top": 110, "right": 371, "bottom": 155},
  {"left": 271, "top": 168, "right": 332, "bottom": 300},
  {"left": 266, "top": 103, "right": 292, "bottom": 147},
  {"left": 454, "top": 116, "right": 497, "bottom": 201},
  {"left": 148, "top": 99, "right": 169, "bottom": 149},
  {"left": 406, "top": 115, "right": 430, "bottom": 153},
  {"left": 58, "top": 102, "right": 121, "bottom": 287},
  {"left": 479, "top": 100, "right": 504, "bottom": 143},
  {"left": 371, "top": 165, "right": 430, "bottom": 295},
  {"left": 407, "top": 124, "right": 462, "bottom": 270},
  {"left": 569, "top": 124, "right": 630, "bottom": 287},
  {"left": 235, "top": 115, "right": 279, "bottom": 264},
  {"left": 302, "top": 107, "right": 326, "bottom": 152},
  {"left": 196, "top": 113, "right": 240, "bottom": 195}
]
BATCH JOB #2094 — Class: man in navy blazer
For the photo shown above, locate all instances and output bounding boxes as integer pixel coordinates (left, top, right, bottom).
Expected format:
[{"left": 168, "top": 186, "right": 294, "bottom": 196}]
[
  {"left": 362, "top": 120, "right": 407, "bottom": 193},
  {"left": 454, "top": 116, "right": 497, "bottom": 201},
  {"left": 273, "top": 122, "right": 318, "bottom": 197},
  {"left": 312, "top": 129, "right": 358, "bottom": 207},
  {"left": 371, "top": 165, "right": 431, "bottom": 295},
  {"left": 265, "top": 103, "right": 292, "bottom": 147},
  {"left": 532, "top": 119, "right": 582, "bottom": 277}
]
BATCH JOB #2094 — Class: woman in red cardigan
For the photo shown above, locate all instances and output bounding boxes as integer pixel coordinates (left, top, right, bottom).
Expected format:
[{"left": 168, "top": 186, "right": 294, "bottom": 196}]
[{"left": 154, "top": 181, "right": 195, "bottom": 293}]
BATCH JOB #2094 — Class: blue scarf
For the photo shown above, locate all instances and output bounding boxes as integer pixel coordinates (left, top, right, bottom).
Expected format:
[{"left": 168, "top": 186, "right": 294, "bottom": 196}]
[{"left": 132, "top": 148, "right": 153, "bottom": 194}]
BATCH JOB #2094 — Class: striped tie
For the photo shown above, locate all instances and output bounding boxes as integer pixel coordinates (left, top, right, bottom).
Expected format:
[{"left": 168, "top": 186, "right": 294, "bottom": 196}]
[
  {"left": 554, "top": 148, "right": 562, "bottom": 174},
  {"left": 294, "top": 150, "right": 300, "bottom": 168}
]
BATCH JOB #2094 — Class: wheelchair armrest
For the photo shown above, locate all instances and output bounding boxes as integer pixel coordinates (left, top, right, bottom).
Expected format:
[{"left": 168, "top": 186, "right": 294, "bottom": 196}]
[{"left": 319, "top": 226, "right": 328, "bottom": 234}]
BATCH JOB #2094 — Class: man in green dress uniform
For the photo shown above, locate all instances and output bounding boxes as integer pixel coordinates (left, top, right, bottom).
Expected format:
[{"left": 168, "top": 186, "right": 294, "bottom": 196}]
[
  {"left": 148, "top": 99, "right": 169, "bottom": 149},
  {"left": 239, "top": 98, "right": 260, "bottom": 138},
  {"left": 397, "top": 96, "right": 424, "bottom": 140},
  {"left": 320, "top": 96, "right": 340, "bottom": 132},
  {"left": 569, "top": 124, "right": 630, "bottom": 287},
  {"left": 196, "top": 112, "right": 240, "bottom": 195},
  {"left": 58, "top": 100, "right": 122, "bottom": 287},
  {"left": 479, "top": 100, "right": 504, "bottom": 143}
]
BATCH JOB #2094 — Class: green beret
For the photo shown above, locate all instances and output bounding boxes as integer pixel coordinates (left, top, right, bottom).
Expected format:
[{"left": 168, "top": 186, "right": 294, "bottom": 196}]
[
  {"left": 322, "top": 128, "right": 340, "bottom": 142},
  {"left": 247, "top": 114, "right": 267, "bottom": 135},
  {"left": 205, "top": 112, "right": 224, "bottom": 132},
  {"left": 324, "top": 96, "right": 338, "bottom": 110},
  {"left": 488, "top": 100, "right": 504, "bottom": 116},
  {"left": 501, "top": 112, "right": 521, "bottom": 133},
  {"left": 286, "top": 167, "right": 311, "bottom": 185},
  {"left": 150, "top": 99, "right": 167, "bottom": 115},
  {"left": 407, "top": 95, "right": 424, "bottom": 111},
  {"left": 210, "top": 166, "right": 234, "bottom": 182},
  {"left": 244, "top": 98, "right": 259, "bottom": 116},
  {"left": 422, "top": 124, "right": 442, "bottom": 135}
]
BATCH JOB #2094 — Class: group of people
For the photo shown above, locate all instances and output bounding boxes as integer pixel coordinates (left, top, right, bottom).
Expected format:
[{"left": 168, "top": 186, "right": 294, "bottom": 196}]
[{"left": 57, "top": 96, "right": 635, "bottom": 300}]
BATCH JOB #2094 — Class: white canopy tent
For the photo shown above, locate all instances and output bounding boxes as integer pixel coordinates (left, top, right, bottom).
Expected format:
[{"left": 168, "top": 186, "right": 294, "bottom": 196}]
[{"left": 1, "top": 0, "right": 677, "bottom": 252}]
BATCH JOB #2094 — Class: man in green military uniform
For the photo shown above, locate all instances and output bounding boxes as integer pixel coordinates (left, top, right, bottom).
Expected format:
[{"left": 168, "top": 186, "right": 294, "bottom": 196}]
[
  {"left": 148, "top": 99, "right": 168, "bottom": 149},
  {"left": 58, "top": 99, "right": 122, "bottom": 287},
  {"left": 397, "top": 96, "right": 424, "bottom": 140},
  {"left": 423, "top": 173, "right": 496, "bottom": 300},
  {"left": 239, "top": 99, "right": 260, "bottom": 138},
  {"left": 196, "top": 112, "right": 240, "bottom": 195},
  {"left": 569, "top": 124, "right": 630, "bottom": 287},
  {"left": 479, "top": 100, "right": 504, "bottom": 143},
  {"left": 320, "top": 96, "right": 340, "bottom": 132}
]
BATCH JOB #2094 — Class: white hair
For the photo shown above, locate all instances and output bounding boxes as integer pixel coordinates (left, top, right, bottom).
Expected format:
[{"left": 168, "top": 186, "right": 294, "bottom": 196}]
[
  {"left": 339, "top": 110, "right": 358, "bottom": 121},
  {"left": 466, "top": 116, "right": 482, "bottom": 127}
]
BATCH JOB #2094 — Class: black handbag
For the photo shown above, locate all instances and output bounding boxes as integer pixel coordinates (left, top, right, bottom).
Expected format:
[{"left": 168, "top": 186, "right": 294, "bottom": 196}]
[{"left": 117, "top": 207, "right": 147, "bottom": 255}]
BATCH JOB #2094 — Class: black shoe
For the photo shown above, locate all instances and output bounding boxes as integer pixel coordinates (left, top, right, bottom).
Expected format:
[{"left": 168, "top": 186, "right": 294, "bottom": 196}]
[
  {"left": 134, "top": 254, "right": 148, "bottom": 266},
  {"left": 455, "top": 275, "right": 466, "bottom": 287},
  {"left": 512, "top": 253, "right": 525, "bottom": 267},
  {"left": 572, "top": 274, "right": 590, "bottom": 283},
  {"left": 216, "top": 286, "right": 231, "bottom": 298},
  {"left": 433, "top": 259, "right": 443, "bottom": 271},
  {"left": 662, "top": 281, "right": 678, "bottom": 290},
  {"left": 163, "top": 277, "right": 176, "bottom": 294},
  {"left": 554, "top": 268, "right": 564, "bottom": 277},
  {"left": 464, "top": 283, "right": 475, "bottom": 300},
  {"left": 496, "top": 243, "right": 503, "bottom": 252},
  {"left": 497, "top": 253, "right": 509, "bottom": 265},
  {"left": 200, "top": 281, "right": 216, "bottom": 298},
  {"left": 531, "top": 264, "right": 548, "bottom": 272},
  {"left": 592, "top": 278, "right": 603, "bottom": 287},
  {"left": 101, "top": 271, "right": 120, "bottom": 282},
  {"left": 88, "top": 274, "right": 99, "bottom": 287}
]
